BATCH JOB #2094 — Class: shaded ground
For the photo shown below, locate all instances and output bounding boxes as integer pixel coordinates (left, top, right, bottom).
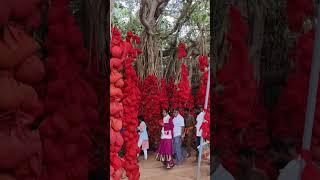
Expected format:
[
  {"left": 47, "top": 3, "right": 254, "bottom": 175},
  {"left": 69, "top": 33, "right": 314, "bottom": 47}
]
[{"left": 137, "top": 151, "right": 210, "bottom": 180}]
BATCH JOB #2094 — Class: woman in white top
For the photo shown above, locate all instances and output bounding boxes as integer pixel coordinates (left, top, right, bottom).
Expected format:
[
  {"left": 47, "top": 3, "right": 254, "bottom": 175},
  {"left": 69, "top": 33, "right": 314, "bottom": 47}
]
[
  {"left": 156, "top": 109, "right": 175, "bottom": 169},
  {"left": 137, "top": 116, "right": 149, "bottom": 160}
]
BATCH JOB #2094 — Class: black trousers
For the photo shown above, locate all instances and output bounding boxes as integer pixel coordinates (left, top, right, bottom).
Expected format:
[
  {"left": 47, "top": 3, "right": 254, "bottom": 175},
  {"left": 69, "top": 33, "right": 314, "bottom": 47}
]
[{"left": 196, "top": 136, "right": 201, "bottom": 157}]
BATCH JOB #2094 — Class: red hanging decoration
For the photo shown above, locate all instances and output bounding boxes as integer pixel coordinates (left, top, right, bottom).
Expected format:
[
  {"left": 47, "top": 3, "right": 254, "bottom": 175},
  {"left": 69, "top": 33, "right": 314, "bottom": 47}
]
[
  {"left": 177, "top": 42, "right": 187, "bottom": 60},
  {"left": 122, "top": 30, "right": 141, "bottom": 180},
  {"left": 139, "top": 75, "right": 162, "bottom": 147},
  {"left": 172, "top": 63, "right": 193, "bottom": 113},
  {"left": 214, "top": 5, "right": 269, "bottom": 176}
]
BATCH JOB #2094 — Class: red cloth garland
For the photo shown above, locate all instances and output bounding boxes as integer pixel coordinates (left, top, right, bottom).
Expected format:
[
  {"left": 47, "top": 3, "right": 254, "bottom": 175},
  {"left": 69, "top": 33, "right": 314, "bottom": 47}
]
[
  {"left": 110, "top": 27, "right": 125, "bottom": 180},
  {"left": 214, "top": 5, "right": 269, "bottom": 176},
  {"left": 139, "top": 75, "right": 162, "bottom": 146},
  {"left": 172, "top": 63, "right": 193, "bottom": 113},
  {"left": 177, "top": 42, "right": 187, "bottom": 60},
  {"left": 122, "top": 30, "right": 141, "bottom": 180},
  {"left": 39, "top": 0, "right": 97, "bottom": 179}
]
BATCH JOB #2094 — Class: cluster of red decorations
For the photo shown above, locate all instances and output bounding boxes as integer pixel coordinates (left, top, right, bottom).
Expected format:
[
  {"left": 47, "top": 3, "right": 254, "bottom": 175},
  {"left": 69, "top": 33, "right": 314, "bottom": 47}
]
[
  {"left": 272, "top": 30, "right": 315, "bottom": 147},
  {"left": 198, "top": 55, "right": 209, "bottom": 72},
  {"left": 110, "top": 27, "right": 125, "bottom": 180},
  {"left": 159, "top": 78, "right": 170, "bottom": 110},
  {"left": 122, "top": 30, "right": 142, "bottom": 180},
  {"left": 0, "top": 0, "right": 43, "bottom": 29},
  {"left": 39, "top": 0, "right": 97, "bottom": 179},
  {"left": 286, "top": 0, "right": 314, "bottom": 32},
  {"left": 214, "top": 6, "right": 270, "bottom": 176},
  {"left": 273, "top": 1, "right": 320, "bottom": 178},
  {"left": 166, "top": 78, "right": 176, "bottom": 109},
  {"left": 139, "top": 75, "right": 163, "bottom": 146},
  {"left": 201, "top": 109, "right": 210, "bottom": 140},
  {"left": 177, "top": 42, "right": 187, "bottom": 60},
  {"left": 172, "top": 63, "right": 194, "bottom": 114},
  {"left": 196, "top": 55, "right": 209, "bottom": 107},
  {"left": 197, "top": 54, "right": 210, "bottom": 139},
  {"left": 272, "top": 0, "right": 320, "bottom": 161},
  {"left": 0, "top": 18, "right": 44, "bottom": 180}
]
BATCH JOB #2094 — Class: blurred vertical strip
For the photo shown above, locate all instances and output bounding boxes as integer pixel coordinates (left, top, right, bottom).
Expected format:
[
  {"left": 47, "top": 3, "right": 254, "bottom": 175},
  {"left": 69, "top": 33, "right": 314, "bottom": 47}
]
[{"left": 78, "top": 0, "right": 110, "bottom": 179}]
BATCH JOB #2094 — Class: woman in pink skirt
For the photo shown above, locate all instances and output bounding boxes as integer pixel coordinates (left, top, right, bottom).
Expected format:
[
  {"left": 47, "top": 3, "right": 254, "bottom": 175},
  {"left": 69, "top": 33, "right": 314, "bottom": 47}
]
[{"left": 156, "top": 109, "right": 175, "bottom": 169}]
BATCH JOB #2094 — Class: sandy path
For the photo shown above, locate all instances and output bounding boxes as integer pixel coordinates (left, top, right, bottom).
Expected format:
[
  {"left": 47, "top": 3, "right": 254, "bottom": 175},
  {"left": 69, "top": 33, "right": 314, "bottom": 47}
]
[{"left": 138, "top": 152, "right": 210, "bottom": 180}]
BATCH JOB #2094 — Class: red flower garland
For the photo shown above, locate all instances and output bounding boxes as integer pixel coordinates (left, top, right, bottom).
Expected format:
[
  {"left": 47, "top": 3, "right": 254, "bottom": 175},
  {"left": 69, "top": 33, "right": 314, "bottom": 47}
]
[
  {"left": 272, "top": 29, "right": 320, "bottom": 160},
  {"left": 286, "top": 0, "right": 314, "bottom": 32},
  {"left": 167, "top": 77, "right": 175, "bottom": 110},
  {"left": 0, "top": 2, "right": 44, "bottom": 178},
  {"left": 139, "top": 75, "right": 162, "bottom": 147},
  {"left": 214, "top": 5, "right": 269, "bottom": 176},
  {"left": 196, "top": 55, "right": 209, "bottom": 107},
  {"left": 198, "top": 55, "right": 208, "bottom": 72},
  {"left": 172, "top": 63, "right": 193, "bottom": 114},
  {"left": 110, "top": 27, "right": 125, "bottom": 180},
  {"left": 122, "top": 30, "right": 141, "bottom": 180},
  {"left": 39, "top": 0, "right": 97, "bottom": 179},
  {"left": 178, "top": 42, "right": 187, "bottom": 60},
  {"left": 159, "top": 78, "right": 170, "bottom": 110}
]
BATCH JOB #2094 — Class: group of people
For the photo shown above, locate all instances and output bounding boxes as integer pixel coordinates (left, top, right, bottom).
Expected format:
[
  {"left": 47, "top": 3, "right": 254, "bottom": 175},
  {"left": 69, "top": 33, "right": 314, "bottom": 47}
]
[{"left": 136, "top": 106, "right": 206, "bottom": 169}]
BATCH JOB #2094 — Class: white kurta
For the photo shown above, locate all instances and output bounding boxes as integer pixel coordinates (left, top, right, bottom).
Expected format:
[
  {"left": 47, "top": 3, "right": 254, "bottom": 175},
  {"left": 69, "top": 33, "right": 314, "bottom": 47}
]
[
  {"left": 161, "top": 115, "right": 172, "bottom": 139},
  {"left": 196, "top": 111, "right": 205, "bottom": 137}
]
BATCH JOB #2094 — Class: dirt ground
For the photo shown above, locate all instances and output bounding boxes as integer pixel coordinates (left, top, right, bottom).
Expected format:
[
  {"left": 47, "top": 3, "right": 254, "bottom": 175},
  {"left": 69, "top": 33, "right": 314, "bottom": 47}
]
[{"left": 137, "top": 151, "right": 210, "bottom": 180}]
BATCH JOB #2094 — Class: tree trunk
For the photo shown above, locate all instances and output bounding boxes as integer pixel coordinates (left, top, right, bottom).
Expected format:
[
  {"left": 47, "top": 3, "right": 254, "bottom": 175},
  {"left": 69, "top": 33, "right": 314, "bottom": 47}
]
[
  {"left": 211, "top": 0, "right": 230, "bottom": 77},
  {"left": 248, "top": 2, "right": 265, "bottom": 82},
  {"left": 137, "top": 0, "right": 170, "bottom": 80},
  {"left": 78, "top": 0, "right": 109, "bottom": 177}
]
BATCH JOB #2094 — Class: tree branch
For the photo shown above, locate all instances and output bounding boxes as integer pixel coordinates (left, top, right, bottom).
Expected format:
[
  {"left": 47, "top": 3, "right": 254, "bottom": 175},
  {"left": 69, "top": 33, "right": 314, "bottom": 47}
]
[
  {"left": 148, "top": 0, "right": 159, "bottom": 23},
  {"left": 139, "top": 0, "right": 155, "bottom": 35},
  {"left": 161, "top": 0, "right": 200, "bottom": 39},
  {"left": 155, "top": 0, "right": 169, "bottom": 20}
]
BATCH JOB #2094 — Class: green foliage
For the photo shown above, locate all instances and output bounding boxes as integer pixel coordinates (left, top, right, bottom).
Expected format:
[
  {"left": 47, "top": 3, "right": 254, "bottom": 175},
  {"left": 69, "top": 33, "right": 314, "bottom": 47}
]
[
  {"left": 112, "top": 0, "right": 143, "bottom": 37},
  {"left": 112, "top": 0, "right": 209, "bottom": 47}
]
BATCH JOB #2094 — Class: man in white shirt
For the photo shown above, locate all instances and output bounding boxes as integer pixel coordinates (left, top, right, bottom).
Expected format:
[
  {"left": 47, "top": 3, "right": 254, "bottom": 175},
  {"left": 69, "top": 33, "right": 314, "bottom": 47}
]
[
  {"left": 195, "top": 106, "right": 205, "bottom": 159},
  {"left": 211, "top": 148, "right": 235, "bottom": 180},
  {"left": 172, "top": 109, "right": 185, "bottom": 164}
]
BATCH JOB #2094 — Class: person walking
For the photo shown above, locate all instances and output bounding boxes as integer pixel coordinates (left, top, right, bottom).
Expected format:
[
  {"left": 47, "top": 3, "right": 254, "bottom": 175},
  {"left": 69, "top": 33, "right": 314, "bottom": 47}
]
[
  {"left": 172, "top": 109, "right": 185, "bottom": 165},
  {"left": 195, "top": 106, "right": 205, "bottom": 160},
  {"left": 183, "top": 108, "right": 195, "bottom": 157},
  {"left": 137, "top": 116, "right": 149, "bottom": 160}
]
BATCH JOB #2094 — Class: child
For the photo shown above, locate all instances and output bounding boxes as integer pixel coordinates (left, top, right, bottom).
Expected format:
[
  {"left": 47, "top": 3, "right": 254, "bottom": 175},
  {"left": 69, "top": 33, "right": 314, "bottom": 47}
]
[{"left": 137, "top": 116, "right": 149, "bottom": 160}]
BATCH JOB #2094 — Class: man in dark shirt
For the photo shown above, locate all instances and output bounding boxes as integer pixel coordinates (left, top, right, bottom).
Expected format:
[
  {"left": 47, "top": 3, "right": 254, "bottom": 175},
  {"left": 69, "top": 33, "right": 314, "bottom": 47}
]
[{"left": 183, "top": 108, "right": 195, "bottom": 157}]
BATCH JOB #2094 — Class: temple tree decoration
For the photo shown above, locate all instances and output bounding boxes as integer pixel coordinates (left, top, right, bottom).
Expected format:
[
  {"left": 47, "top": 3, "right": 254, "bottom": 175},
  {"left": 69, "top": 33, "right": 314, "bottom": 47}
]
[
  {"left": 273, "top": 1, "right": 320, "bottom": 175},
  {"left": 159, "top": 78, "right": 170, "bottom": 110},
  {"left": 122, "top": 30, "right": 142, "bottom": 180},
  {"left": 280, "top": 0, "right": 320, "bottom": 178},
  {"left": 170, "top": 42, "right": 194, "bottom": 115},
  {"left": 0, "top": 0, "right": 44, "bottom": 179},
  {"left": 272, "top": 0, "right": 315, "bottom": 149},
  {"left": 110, "top": 27, "right": 125, "bottom": 180},
  {"left": 39, "top": 0, "right": 98, "bottom": 179},
  {"left": 214, "top": 6, "right": 269, "bottom": 176},
  {"left": 139, "top": 75, "right": 163, "bottom": 148},
  {"left": 197, "top": 55, "right": 210, "bottom": 138},
  {"left": 110, "top": 27, "right": 141, "bottom": 180},
  {"left": 166, "top": 78, "right": 175, "bottom": 110},
  {"left": 195, "top": 55, "right": 209, "bottom": 107}
]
